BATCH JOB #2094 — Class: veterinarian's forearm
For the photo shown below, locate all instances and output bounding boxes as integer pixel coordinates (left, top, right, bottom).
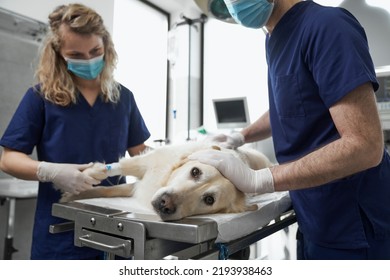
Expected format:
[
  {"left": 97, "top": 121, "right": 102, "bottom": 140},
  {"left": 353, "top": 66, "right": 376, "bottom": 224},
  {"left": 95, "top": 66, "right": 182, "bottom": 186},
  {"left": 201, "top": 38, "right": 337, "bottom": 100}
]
[
  {"left": 241, "top": 111, "right": 272, "bottom": 143},
  {"left": 271, "top": 83, "right": 383, "bottom": 191},
  {"left": 271, "top": 136, "right": 378, "bottom": 191},
  {"left": 0, "top": 148, "right": 40, "bottom": 180}
]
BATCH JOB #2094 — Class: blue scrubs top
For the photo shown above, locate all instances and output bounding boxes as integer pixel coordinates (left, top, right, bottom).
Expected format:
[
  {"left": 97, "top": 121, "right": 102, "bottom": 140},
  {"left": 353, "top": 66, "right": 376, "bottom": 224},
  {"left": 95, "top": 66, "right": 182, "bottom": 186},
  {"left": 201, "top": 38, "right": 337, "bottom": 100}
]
[
  {"left": 0, "top": 84, "right": 150, "bottom": 259},
  {"left": 267, "top": 1, "right": 390, "bottom": 249}
]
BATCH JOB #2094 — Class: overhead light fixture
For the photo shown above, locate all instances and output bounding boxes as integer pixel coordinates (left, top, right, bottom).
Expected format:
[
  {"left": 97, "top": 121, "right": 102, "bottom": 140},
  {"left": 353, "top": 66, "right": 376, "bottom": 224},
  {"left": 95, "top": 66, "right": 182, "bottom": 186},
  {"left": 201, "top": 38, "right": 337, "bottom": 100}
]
[{"left": 194, "top": 0, "right": 236, "bottom": 23}]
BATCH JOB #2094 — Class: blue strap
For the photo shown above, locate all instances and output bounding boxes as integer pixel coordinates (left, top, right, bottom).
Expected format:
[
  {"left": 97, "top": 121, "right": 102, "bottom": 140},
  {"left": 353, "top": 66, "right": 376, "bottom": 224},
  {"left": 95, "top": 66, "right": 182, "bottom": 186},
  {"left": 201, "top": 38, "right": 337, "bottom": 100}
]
[{"left": 215, "top": 243, "right": 229, "bottom": 260}]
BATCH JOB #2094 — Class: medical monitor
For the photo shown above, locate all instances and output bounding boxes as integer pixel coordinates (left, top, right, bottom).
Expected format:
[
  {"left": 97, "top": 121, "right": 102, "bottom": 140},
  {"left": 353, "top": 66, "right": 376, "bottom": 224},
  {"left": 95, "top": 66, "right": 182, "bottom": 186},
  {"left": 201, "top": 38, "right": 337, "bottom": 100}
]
[{"left": 213, "top": 97, "right": 250, "bottom": 129}]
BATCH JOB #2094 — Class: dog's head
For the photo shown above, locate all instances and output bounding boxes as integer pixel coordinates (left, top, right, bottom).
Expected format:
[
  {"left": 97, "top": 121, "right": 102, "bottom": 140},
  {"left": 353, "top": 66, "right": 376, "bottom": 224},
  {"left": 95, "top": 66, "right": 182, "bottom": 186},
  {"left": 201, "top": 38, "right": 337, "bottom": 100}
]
[{"left": 151, "top": 148, "right": 258, "bottom": 221}]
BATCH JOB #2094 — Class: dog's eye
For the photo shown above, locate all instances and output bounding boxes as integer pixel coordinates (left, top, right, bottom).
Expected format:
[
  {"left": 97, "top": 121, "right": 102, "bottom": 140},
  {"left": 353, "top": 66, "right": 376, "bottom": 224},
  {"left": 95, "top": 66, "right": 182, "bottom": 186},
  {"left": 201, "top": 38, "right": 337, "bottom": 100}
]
[
  {"left": 190, "top": 167, "right": 201, "bottom": 178},
  {"left": 203, "top": 195, "right": 215, "bottom": 206}
]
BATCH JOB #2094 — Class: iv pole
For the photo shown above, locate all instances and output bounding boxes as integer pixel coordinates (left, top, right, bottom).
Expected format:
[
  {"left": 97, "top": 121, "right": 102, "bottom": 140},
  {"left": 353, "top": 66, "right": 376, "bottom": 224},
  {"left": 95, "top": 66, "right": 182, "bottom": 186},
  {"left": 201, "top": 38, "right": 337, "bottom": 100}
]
[{"left": 175, "top": 14, "right": 207, "bottom": 141}]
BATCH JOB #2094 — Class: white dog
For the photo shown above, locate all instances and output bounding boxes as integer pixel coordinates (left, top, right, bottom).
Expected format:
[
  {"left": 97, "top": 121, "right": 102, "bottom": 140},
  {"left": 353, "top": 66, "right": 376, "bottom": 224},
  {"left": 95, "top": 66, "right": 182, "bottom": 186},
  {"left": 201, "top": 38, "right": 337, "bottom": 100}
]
[{"left": 61, "top": 142, "right": 272, "bottom": 221}]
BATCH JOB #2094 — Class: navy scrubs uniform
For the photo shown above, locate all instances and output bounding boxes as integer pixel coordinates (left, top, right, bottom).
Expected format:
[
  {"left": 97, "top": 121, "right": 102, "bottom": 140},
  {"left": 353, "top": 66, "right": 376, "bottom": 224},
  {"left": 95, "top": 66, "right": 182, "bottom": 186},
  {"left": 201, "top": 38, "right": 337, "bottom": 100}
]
[
  {"left": 0, "top": 84, "right": 150, "bottom": 259},
  {"left": 266, "top": 1, "right": 390, "bottom": 259}
]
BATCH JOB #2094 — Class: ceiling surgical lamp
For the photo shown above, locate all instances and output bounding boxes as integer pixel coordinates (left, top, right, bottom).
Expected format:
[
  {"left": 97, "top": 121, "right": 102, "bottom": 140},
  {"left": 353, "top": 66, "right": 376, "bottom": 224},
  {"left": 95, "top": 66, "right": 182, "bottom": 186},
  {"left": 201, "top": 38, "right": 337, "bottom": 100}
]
[{"left": 194, "top": 0, "right": 236, "bottom": 23}]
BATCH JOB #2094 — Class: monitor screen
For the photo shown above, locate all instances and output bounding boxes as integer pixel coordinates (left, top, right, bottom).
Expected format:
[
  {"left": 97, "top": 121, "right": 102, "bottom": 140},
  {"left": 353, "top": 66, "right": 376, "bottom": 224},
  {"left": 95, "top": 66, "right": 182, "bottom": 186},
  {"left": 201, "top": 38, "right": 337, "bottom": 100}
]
[{"left": 213, "top": 97, "right": 250, "bottom": 129}]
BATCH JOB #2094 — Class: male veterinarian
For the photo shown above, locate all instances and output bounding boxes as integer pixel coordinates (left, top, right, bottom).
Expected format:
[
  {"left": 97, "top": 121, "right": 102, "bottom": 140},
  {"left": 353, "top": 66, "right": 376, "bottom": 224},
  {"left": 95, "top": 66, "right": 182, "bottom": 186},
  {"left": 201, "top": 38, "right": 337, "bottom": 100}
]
[{"left": 190, "top": 0, "right": 390, "bottom": 259}]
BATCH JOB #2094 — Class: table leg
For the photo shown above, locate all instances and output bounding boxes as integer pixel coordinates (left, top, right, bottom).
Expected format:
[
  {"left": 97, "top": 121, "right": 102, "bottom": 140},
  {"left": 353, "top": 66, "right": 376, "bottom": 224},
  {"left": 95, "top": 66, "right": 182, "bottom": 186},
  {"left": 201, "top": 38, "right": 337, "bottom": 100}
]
[{"left": 3, "top": 198, "right": 18, "bottom": 260}]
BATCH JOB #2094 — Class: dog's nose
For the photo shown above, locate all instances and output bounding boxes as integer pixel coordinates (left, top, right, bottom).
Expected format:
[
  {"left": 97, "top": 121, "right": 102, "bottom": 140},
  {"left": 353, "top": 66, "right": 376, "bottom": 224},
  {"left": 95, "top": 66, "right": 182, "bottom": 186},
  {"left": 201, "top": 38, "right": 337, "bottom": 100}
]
[{"left": 152, "top": 193, "right": 176, "bottom": 215}]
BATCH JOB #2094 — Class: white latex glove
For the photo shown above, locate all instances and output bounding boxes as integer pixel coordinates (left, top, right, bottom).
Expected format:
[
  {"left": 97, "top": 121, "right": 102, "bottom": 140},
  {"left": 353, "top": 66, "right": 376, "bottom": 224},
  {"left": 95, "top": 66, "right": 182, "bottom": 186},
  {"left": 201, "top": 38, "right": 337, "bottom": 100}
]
[
  {"left": 37, "top": 162, "right": 101, "bottom": 194},
  {"left": 189, "top": 150, "right": 274, "bottom": 194},
  {"left": 207, "top": 132, "right": 245, "bottom": 149}
]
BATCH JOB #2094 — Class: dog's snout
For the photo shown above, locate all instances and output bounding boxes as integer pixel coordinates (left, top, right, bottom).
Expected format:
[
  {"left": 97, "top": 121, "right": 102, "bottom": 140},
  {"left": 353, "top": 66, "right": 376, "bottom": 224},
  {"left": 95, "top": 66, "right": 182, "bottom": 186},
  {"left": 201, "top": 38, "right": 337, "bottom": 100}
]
[{"left": 152, "top": 193, "right": 176, "bottom": 215}]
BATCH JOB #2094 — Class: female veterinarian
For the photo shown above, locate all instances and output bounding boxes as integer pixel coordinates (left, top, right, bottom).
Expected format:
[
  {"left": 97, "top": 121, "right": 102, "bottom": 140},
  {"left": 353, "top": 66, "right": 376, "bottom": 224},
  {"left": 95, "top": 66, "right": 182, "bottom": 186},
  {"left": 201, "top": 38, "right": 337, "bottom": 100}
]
[
  {"left": 0, "top": 4, "right": 150, "bottom": 259},
  {"left": 190, "top": 0, "right": 390, "bottom": 259}
]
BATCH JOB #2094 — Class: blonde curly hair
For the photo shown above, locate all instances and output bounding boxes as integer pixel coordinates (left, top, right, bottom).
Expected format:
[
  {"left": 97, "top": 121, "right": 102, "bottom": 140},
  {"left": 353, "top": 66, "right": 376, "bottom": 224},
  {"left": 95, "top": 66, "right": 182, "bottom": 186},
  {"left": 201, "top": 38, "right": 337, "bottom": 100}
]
[{"left": 35, "top": 3, "right": 120, "bottom": 106}]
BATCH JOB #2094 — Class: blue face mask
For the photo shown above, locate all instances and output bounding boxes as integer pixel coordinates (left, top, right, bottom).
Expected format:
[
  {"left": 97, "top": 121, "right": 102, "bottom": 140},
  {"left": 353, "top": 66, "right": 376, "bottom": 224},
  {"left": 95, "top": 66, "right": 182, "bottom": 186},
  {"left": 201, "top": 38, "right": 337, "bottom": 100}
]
[
  {"left": 223, "top": 0, "right": 274, "bottom": 29},
  {"left": 65, "top": 54, "right": 105, "bottom": 80}
]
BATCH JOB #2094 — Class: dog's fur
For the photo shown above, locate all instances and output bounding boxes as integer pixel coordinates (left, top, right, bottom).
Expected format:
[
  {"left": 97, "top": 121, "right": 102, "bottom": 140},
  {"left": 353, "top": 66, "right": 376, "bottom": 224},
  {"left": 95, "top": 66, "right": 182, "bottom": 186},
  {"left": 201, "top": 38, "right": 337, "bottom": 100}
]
[{"left": 61, "top": 142, "right": 272, "bottom": 221}]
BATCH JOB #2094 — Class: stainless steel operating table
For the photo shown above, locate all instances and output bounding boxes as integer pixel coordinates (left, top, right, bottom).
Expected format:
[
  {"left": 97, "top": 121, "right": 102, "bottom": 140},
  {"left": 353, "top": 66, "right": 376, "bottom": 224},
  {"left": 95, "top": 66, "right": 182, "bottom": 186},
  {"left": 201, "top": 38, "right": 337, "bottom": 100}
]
[{"left": 50, "top": 192, "right": 296, "bottom": 260}]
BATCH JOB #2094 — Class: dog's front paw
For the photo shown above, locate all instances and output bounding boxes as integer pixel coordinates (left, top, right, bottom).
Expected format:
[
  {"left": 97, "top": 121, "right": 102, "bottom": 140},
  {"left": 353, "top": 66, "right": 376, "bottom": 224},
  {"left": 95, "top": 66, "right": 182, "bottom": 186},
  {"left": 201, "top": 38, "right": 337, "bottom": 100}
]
[
  {"left": 60, "top": 192, "right": 74, "bottom": 202},
  {"left": 83, "top": 162, "right": 108, "bottom": 180}
]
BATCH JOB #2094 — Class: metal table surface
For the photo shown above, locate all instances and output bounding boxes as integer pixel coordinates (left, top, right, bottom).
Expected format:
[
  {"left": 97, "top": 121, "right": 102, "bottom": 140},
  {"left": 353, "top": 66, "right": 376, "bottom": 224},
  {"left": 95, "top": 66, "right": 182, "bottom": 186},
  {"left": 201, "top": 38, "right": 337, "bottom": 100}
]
[
  {"left": 52, "top": 201, "right": 219, "bottom": 244},
  {"left": 51, "top": 195, "right": 296, "bottom": 260}
]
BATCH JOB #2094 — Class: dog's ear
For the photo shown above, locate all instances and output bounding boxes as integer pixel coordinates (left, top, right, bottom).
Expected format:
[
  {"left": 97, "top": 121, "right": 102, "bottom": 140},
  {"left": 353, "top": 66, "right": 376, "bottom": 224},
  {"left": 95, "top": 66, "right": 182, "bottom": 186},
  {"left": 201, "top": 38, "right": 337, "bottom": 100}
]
[{"left": 160, "top": 157, "right": 190, "bottom": 187}]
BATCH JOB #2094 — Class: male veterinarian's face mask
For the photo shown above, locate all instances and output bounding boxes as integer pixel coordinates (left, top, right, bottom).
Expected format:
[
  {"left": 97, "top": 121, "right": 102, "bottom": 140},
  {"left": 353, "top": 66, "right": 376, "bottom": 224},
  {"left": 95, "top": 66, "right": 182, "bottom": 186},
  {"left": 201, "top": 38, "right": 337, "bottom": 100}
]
[
  {"left": 223, "top": 0, "right": 274, "bottom": 29},
  {"left": 64, "top": 54, "right": 105, "bottom": 80}
]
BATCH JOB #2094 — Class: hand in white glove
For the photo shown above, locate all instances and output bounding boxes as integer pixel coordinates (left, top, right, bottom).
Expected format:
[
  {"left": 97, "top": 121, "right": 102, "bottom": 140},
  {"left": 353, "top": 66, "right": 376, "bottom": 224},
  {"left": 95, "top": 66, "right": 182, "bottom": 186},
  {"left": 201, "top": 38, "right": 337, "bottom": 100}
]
[
  {"left": 207, "top": 132, "right": 245, "bottom": 149},
  {"left": 189, "top": 150, "right": 274, "bottom": 194},
  {"left": 37, "top": 162, "right": 101, "bottom": 195}
]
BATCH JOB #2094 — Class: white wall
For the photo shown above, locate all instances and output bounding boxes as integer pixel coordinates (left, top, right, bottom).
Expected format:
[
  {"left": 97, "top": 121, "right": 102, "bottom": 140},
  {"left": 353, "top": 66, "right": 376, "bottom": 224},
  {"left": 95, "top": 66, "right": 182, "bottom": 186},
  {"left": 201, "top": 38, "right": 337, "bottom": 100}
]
[
  {"left": 0, "top": 0, "right": 114, "bottom": 32},
  {"left": 203, "top": 19, "right": 268, "bottom": 132},
  {"left": 113, "top": 0, "right": 168, "bottom": 145},
  {"left": 201, "top": 18, "right": 278, "bottom": 162}
]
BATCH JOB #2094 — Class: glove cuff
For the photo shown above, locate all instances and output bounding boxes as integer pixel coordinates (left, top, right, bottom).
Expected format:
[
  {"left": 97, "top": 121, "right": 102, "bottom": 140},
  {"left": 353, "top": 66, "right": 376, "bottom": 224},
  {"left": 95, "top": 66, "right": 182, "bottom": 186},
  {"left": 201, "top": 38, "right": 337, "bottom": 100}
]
[
  {"left": 36, "top": 161, "right": 54, "bottom": 182},
  {"left": 229, "top": 132, "right": 245, "bottom": 148},
  {"left": 254, "top": 168, "right": 274, "bottom": 193}
]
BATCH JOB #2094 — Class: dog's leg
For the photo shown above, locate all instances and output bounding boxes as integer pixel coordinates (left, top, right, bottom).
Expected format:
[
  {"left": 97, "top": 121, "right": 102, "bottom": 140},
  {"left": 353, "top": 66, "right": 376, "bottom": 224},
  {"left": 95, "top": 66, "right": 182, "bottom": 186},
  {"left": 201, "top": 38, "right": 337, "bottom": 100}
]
[
  {"left": 83, "top": 154, "right": 151, "bottom": 180},
  {"left": 60, "top": 183, "right": 135, "bottom": 202},
  {"left": 116, "top": 148, "right": 169, "bottom": 178},
  {"left": 100, "top": 149, "right": 164, "bottom": 178},
  {"left": 117, "top": 156, "right": 148, "bottom": 178}
]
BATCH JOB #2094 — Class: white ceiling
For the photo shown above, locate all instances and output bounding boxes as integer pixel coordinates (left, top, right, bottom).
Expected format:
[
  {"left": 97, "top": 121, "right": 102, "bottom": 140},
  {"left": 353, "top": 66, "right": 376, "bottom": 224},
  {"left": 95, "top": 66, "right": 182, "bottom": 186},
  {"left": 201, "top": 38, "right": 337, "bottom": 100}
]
[{"left": 146, "top": 0, "right": 200, "bottom": 14}]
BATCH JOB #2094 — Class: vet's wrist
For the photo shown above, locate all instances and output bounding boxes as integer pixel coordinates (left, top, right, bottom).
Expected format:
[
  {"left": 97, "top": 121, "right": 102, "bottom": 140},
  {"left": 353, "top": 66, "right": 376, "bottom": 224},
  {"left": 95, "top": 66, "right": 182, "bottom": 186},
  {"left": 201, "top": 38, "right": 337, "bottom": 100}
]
[
  {"left": 36, "top": 161, "right": 56, "bottom": 182},
  {"left": 230, "top": 132, "right": 245, "bottom": 147},
  {"left": 105, "top": 163, "right": 121, "bottom": 177},
  {"left": 254, "top": 168, "right": 274, "bottom": 193}
]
